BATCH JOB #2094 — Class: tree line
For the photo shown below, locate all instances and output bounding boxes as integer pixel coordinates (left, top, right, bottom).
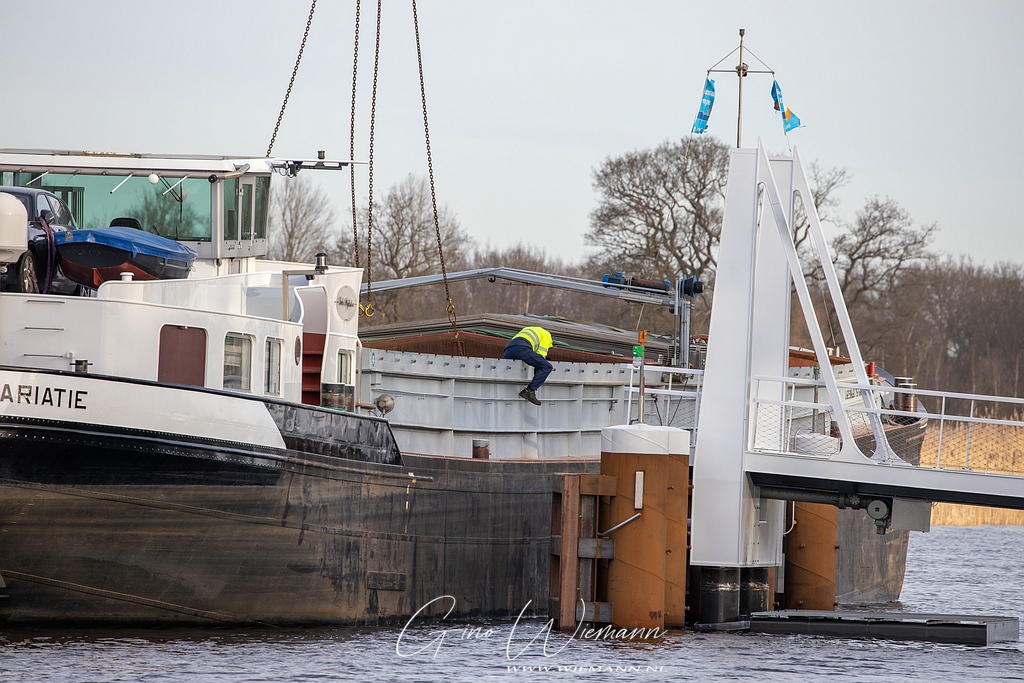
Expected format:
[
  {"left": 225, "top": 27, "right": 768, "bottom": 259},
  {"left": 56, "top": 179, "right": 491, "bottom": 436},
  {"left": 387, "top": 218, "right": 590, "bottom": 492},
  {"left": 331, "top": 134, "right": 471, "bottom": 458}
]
[{"left": 267, "top": 137, "right": 1024, "bottom": 401}]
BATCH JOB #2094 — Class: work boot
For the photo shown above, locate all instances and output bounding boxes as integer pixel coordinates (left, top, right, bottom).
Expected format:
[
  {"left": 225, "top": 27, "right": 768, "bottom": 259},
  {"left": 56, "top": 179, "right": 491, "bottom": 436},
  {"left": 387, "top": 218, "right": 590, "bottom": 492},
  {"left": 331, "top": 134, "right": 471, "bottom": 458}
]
[{"left": 519, "top": 388, "right": 541, "bottom": 406}]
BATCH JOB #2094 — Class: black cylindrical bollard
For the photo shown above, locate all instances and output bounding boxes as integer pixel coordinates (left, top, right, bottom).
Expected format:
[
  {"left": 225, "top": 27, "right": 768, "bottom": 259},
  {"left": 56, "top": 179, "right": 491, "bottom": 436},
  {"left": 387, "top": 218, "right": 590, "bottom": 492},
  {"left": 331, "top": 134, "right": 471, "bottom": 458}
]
[
  {"left": 698, "top": 566, "right": 740, "bottom": 625},
  {"left": 739, "top": 566, "right": 771, "bottom": 617}
]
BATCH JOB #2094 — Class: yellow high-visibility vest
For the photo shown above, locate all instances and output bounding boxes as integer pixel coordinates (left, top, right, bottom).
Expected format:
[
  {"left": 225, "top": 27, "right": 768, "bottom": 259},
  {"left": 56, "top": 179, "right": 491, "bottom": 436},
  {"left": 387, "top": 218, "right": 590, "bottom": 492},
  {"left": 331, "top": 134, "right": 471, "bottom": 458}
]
[{"left": 512, "top": 326, "right": 552, "bottom": 357}]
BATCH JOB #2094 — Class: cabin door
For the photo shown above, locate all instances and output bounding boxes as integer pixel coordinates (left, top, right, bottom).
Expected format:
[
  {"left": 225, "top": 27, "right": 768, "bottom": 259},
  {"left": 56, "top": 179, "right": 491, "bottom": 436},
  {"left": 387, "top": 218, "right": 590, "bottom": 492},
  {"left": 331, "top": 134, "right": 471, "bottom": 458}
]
[{"left": 158, "top": 325, "right": 207, "bottom": 387}]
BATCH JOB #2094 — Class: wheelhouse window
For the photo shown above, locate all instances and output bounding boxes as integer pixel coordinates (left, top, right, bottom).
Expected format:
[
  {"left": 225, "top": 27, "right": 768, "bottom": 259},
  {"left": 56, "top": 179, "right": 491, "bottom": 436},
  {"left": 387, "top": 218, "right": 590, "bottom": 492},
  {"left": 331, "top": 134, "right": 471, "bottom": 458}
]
[
  {"left": 223, "top": 333, "right": 253, "bottom": 391},
  {"left": 265, "top": 338, "right": 283, "bottom": 396},
  {"left": 8, "top": 172, "right": 211, "bottom": 240},
  {"left": 223, "top": 177, "right": 238, "bottom": 241},
  {"left": 254, "top": 176, "right": 270, "bottom": 239},
  {"left": 240, "top": 181, "right": 253, "bottom": 240}
]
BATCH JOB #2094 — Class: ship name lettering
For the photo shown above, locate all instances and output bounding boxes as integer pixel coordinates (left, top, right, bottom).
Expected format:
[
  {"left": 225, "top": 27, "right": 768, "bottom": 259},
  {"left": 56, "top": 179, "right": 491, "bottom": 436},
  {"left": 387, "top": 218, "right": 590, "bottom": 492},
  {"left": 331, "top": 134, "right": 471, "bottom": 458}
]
[{"left": 1, "top": 383, "right": 87, "bottom": 409}]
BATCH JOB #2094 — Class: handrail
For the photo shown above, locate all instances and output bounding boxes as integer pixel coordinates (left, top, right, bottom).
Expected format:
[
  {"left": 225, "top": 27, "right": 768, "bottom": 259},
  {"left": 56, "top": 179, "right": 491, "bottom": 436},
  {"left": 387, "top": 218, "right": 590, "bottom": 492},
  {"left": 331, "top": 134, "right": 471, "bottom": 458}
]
[
  {"left": 751, "top": 373, "right": 1024, "bottom": 476},
  {"left": 753, "top": 373, "right": 1024, "bottom": 407}
]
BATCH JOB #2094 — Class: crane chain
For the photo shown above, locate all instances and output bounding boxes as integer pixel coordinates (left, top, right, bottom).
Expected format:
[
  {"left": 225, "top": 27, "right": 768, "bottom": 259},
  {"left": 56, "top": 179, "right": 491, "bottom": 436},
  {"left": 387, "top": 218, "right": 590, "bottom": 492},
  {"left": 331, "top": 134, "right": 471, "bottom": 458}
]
[
  {"left": 266, "top": 0, "right": 318, "bottom": 158},
  {"left": 412, "top": 0, "right": 458, "bottom": 338},
  {"left": 349, "top": 0, "right": 361, "bottom": 268},
  {"left": 360, "top": 0, "right": 382, "bottom": 318}
]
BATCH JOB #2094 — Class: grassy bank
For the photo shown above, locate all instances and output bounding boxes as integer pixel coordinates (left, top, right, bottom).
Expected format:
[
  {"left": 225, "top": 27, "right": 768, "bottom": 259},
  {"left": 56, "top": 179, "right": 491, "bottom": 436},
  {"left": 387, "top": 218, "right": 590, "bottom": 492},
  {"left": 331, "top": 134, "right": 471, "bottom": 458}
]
[{"left": 919, "top": 421, "right": 1024, "bottom": 525}]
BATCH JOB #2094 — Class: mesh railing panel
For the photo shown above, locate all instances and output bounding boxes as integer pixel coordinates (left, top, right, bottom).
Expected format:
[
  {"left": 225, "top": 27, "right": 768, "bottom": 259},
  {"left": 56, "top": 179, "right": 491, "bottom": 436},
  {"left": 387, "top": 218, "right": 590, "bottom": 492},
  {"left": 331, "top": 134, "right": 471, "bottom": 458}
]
[{"left": 751, "top": 377, "right": 1024, "bottom": 476}]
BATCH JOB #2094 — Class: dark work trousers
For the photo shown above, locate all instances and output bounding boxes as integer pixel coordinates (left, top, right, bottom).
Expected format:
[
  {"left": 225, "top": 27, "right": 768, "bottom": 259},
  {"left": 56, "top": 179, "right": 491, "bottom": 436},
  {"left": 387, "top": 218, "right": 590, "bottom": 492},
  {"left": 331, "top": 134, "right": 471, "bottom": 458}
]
[{"left": 503, "top": 338, "right": 553, "bottom": 391}]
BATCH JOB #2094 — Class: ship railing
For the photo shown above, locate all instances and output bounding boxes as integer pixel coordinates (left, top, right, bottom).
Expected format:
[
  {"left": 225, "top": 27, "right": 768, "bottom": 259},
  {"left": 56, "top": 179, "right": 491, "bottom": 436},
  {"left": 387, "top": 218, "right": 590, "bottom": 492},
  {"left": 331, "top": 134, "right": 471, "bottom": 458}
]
[
  {"left": 751, "top": 375, "right": 1024, "bottom": 477},
  {"left": 622, "top": 363, "right": 704, "bottom": 455}
]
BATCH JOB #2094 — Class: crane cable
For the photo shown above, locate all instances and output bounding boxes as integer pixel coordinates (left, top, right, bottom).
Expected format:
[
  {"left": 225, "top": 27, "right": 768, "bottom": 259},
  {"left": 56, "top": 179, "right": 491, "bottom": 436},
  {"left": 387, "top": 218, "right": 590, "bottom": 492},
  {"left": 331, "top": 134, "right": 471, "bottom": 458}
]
[
  {"left": 412, "top": 0, "right": 459, "bottom": 339},
  {"left": 266, "top": 0, "right": 318, "bottom": 158},
  {"left": 360, "top": 0, "right": 382, "bottom": 318}
]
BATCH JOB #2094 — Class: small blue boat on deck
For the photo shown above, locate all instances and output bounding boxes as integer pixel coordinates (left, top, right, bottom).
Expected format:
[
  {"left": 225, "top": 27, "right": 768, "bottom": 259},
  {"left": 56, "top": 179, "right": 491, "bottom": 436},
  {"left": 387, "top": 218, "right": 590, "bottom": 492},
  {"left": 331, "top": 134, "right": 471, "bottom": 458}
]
[{"left": 54, "top": 227, "right": 197, "bottom": 288}]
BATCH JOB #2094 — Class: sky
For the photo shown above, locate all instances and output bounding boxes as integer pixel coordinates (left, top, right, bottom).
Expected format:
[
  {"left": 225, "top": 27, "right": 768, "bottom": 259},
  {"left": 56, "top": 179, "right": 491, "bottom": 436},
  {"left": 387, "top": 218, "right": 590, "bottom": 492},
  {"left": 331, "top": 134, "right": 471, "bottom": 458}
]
[{"left": 2, "top": 0, "right": 1022, "bottom": 268}]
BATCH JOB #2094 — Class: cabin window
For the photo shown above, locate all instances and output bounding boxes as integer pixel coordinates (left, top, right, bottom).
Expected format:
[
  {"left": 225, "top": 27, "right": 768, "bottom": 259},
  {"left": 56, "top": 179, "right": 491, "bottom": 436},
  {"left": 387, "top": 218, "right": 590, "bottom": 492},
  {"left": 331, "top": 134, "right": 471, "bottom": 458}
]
[
  {"left": 265, "top": 338, "right": 283, "bottom": 396},
  {"left": 223, "top": 333, "right": 253, "bottom": 391},
  {"left": 223, "top": 177, "right": 238, "bottom": 241},
  {"left": 338, "top": 351, "right": 354, "bottom": 385},
  {"left": 254, "top": 176, "right": 270, "bottom": 239},
  {"left": 240, "top": 181, "right": 253, "bottom": 240}
]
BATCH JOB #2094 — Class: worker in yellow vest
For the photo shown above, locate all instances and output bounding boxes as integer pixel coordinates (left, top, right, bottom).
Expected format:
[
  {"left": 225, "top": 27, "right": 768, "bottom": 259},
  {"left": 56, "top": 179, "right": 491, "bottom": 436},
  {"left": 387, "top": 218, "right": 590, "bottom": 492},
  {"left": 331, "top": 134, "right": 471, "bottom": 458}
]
[{"left": 503, "top": 326, "right": 553, "bottom": 406}]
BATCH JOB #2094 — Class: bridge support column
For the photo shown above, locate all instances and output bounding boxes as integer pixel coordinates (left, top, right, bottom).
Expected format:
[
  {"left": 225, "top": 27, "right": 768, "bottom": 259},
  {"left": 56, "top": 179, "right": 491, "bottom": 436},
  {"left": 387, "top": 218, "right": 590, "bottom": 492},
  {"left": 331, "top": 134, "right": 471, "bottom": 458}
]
[{"left": 784, "top": 503, "right": 838, "bottom": 610}]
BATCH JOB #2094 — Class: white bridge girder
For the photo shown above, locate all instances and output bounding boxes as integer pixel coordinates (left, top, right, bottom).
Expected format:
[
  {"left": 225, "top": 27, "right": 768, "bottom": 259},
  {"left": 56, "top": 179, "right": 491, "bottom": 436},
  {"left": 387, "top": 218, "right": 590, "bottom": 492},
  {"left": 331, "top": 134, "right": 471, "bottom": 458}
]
[{"left": 689, "top": 142, "right": 1024, "bottom": 569}]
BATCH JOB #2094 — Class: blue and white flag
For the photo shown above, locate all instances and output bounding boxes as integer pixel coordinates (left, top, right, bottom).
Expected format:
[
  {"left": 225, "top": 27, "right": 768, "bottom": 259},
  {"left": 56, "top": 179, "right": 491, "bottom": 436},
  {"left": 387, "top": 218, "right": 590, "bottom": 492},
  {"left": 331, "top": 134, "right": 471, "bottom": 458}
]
[
  {"left": 691, "top": 78, "right": 715, "bottom": 134},
  {"left": 770, "top": 80, "right": 802, "bottom": 133}
]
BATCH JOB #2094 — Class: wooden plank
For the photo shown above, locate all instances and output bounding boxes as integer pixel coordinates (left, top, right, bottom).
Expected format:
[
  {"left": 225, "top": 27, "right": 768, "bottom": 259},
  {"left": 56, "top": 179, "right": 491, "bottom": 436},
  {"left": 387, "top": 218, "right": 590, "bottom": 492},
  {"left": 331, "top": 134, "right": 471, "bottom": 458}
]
[
  {"left": 549, "top": 492, "right": 562, "bottom": 617},
  {"left": 559, "top": 474, "right": 580, "bottom": 632},
  {"left": 579, "top": 474, "right": 617, "bottom": 496},
  {"left": 578, "top": 494, "right": 595, "bottom": 614}
]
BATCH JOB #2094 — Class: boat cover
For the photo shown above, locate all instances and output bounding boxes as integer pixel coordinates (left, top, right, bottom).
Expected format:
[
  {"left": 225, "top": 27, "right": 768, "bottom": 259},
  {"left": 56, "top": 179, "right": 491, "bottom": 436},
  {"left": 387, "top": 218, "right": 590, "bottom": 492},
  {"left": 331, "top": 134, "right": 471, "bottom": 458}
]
[{"left": 55, "top": 227, "right": 197, "bottom": 263}]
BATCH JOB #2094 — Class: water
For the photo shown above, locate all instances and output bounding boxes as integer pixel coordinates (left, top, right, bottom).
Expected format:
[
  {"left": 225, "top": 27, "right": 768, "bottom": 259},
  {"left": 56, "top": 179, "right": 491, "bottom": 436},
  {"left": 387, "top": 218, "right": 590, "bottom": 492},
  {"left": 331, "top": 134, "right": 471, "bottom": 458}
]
[{"left": 3, "top": 526, "right": 1023, "bottom": 682}]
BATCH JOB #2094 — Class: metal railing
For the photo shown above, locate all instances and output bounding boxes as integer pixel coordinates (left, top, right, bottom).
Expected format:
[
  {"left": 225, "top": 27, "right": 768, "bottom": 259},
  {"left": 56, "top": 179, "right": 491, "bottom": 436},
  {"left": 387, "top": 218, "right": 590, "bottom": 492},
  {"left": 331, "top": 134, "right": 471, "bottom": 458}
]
[
  {"left": 622, "top": 364, "right": 704, "bottom": 455},
  {"left": 751, "top": 375, "right": 1024, "bottom": 475}
]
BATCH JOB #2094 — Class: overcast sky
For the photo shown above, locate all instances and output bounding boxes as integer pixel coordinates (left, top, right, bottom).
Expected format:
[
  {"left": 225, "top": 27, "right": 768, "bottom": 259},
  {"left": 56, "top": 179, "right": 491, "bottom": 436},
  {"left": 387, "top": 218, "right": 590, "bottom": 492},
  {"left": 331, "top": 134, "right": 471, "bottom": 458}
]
[{"left": 2, "top": 1, "right": 1021, "bottom": 269}]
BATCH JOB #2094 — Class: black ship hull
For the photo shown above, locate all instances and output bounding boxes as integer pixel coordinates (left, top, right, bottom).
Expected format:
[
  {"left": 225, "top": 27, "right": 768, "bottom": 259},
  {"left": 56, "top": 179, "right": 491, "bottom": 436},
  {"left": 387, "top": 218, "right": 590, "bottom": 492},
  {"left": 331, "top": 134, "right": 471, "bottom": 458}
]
[{"left": 0, "top": 367, "right": 593, "bottom": 626}]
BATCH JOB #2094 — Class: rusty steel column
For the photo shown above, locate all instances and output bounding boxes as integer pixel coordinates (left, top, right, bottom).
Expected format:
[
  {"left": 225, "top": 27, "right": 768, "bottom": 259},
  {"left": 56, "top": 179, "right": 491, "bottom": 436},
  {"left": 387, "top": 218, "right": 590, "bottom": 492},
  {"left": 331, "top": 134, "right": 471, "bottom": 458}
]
[
  {"left": 784, "top": 502, "right": 838, "bottom": 610},
  {"left": 600, "top": 425, "right": 689, "bottom": 631}
]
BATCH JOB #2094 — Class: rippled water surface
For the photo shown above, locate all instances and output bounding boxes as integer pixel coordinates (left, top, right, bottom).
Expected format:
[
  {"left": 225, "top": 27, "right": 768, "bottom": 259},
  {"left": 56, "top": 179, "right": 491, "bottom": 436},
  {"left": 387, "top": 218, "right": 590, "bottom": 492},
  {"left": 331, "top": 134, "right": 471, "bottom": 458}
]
[{"left": 3, "top": 526, "right": 1024, "bottom": 682}]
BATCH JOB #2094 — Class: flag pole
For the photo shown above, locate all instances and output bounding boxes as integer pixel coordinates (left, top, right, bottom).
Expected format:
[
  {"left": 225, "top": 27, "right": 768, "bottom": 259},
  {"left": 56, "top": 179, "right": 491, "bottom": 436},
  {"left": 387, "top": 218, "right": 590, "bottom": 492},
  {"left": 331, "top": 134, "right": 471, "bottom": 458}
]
[
  {"left": 736, "top": 28, "right": 746, "bottom": 148},
  {"left": 706, "top": 30, "right": 785, "bottom": 147}
]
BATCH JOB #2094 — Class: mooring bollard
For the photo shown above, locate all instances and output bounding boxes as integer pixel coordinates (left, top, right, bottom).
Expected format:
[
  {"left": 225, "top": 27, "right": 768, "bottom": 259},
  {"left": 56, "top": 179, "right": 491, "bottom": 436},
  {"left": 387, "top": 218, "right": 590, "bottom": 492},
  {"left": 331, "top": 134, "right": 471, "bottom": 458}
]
[{"left": 600, "top": 424, "right": 690, "bottom": 631}]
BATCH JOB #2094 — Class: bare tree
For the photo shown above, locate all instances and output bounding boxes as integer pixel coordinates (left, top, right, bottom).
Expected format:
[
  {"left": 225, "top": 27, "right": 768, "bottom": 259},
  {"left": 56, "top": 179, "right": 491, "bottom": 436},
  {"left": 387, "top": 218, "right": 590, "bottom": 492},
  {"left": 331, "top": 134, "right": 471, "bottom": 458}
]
[
  {"left": 792, "top": 161, "right": 851, "bottom": 278},
  {"left": 346, "top": 175, "right": 472, "bottom": 324},
  {"left": 857, "top": 258, "right": 1024, "bottom": 411},
  {"left": 455, "top": 242, "right": 583, "bottom": 319},
  {"left": 832, "top": 197, "right": 936, "bottom": 309},
  {"left": 268, "top": 176, "right": 337, "bottom": 263},
  {"left": 796, "top": 196, "right": 935, "bottom": 358},
  {"left": 587, "top": 136, "right": 731, "bottom": 284},
  {"left": 363, "top": 175, "right": 471, "bottom": 280}
]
